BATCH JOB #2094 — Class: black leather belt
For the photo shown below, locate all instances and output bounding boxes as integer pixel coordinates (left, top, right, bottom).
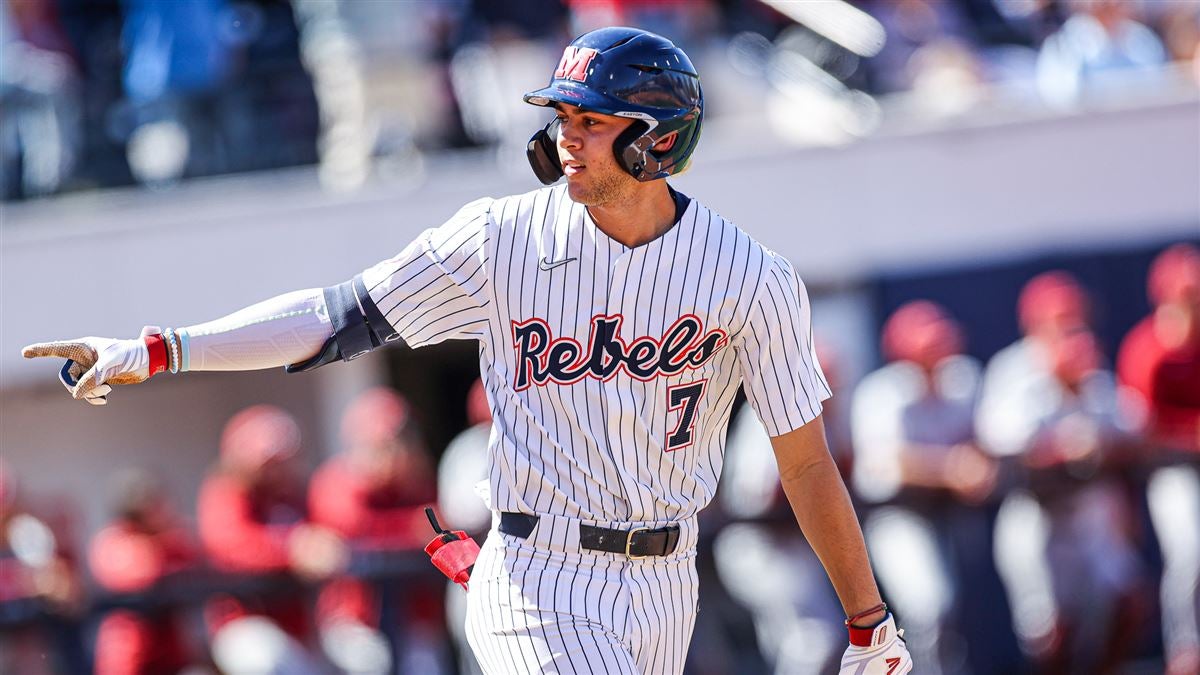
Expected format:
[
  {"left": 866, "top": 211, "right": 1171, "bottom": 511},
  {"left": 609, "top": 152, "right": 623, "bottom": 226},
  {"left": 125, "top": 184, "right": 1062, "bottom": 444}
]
[{"left": 499, "top": 512, "right": 680, "bottom": 559}]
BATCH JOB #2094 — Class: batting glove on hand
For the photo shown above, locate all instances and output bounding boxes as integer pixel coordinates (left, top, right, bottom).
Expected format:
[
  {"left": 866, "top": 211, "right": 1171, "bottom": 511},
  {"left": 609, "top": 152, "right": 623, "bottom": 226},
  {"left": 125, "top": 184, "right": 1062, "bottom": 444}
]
[
  {"left": 22, "top": 326, "right": 162, "bottom": 405},
  {"left": 840, "top": 614, "right": 913, "bottom": 675}
]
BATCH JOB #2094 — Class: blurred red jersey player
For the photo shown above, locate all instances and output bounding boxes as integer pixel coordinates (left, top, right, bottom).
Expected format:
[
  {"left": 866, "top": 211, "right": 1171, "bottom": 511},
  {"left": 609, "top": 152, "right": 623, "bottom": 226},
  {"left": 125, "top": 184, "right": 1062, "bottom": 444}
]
[
  {"left": 309, "top": 387, "right": 436, "bottom": 549},
  {"left": 1117, "top": 243, "right": 1200, "bottom": 675},
  {"left": 309, "top": 387, "right": 440, "bottom": 673},
  {"left": 979, "top": 271, "right": 1148, "bottom": 672},
  {"left": 89, "top": 469, "right": 199, "bottom": 675},
  {"left": 197, "top": 405, "right": 344, "bottom": 675},
  {"left": 1118, "top": 243, "right": 1200, "bottom": 452}
]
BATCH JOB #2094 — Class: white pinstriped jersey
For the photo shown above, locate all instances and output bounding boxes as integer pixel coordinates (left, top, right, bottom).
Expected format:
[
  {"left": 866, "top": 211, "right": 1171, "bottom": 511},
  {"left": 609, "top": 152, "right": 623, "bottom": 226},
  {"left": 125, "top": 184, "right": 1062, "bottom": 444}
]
[{"left": 362, "top": 184, "right": 830, "bottom": 524}]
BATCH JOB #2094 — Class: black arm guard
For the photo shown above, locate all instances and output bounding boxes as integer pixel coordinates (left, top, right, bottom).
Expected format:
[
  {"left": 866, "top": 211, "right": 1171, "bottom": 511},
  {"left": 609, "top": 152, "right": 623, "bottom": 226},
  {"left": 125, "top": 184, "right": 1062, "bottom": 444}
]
[{"left": 285, "top": 275, "right": 403, "bottom": 373}]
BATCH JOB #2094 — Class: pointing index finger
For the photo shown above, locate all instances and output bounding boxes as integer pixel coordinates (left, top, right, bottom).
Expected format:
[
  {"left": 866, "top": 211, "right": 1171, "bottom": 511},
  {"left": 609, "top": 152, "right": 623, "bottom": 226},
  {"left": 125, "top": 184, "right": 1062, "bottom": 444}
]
[{"left": 21, "top": 341, "right": 95, "bottom": 363}]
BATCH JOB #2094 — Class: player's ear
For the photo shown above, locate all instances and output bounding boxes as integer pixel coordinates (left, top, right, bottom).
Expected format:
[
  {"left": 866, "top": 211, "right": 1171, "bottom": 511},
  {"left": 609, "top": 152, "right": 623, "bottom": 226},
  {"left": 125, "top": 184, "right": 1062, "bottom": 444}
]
[{"left": 651, "top": 132, "right": 678, "bottom": 154}]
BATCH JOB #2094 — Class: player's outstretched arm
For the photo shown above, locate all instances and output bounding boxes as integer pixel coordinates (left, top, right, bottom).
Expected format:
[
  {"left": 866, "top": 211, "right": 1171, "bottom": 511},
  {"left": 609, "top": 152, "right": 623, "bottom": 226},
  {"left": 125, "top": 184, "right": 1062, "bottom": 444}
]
[
  {"left": 770, "top": 416, "right": 914, "bottom": 675},
  {"left": 22, "top": 287, "right": 340, "bottom": 405}
]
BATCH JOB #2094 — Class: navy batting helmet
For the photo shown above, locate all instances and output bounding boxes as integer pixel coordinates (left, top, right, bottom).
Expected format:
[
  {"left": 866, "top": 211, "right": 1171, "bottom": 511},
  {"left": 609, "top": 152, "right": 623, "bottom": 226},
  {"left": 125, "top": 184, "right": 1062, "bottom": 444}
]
[{"left": 523, "top": 27, "right": 703, "bottom": 185}]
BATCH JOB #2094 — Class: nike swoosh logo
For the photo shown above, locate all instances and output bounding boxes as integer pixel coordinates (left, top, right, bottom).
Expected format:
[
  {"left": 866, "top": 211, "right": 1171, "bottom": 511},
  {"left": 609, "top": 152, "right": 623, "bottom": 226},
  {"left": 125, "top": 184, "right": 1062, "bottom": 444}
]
[{"left": 539, "top": 256, "right": 577, "bottom": 271}]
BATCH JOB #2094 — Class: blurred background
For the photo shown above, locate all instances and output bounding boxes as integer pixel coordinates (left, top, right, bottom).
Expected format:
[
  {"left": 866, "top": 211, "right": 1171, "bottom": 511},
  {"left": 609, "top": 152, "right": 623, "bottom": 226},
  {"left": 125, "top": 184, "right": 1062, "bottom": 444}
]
[{"left": 1, "top": 0, "right": 1198, "bottom": 673}]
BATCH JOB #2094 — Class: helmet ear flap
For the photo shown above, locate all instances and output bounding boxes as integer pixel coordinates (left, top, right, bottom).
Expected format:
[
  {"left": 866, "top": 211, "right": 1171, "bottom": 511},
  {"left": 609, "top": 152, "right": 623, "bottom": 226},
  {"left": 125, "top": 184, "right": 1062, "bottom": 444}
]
[
  {"left": 613, "top": 120, "right": 652, "bottom": 180},
  {"left": 527, "top": 118, "right": 563, "bottom": 185}
]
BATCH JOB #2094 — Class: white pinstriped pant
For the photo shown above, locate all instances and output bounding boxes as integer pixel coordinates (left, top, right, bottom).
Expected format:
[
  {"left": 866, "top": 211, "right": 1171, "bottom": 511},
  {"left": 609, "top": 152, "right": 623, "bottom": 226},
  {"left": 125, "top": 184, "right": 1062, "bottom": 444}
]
[{"left": 464, "top": 514, "right": 700, "bottom": 675}]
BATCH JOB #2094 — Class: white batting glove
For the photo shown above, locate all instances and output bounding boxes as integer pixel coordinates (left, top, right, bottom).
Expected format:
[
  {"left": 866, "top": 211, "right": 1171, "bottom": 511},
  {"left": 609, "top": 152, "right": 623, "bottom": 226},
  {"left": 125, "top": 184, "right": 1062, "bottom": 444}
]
[
  {"left": 22, "top": 326, "right": 161, "bottom": 405},
  {"left": 840, "top": 614, "right": 913, "bottom": 675}
]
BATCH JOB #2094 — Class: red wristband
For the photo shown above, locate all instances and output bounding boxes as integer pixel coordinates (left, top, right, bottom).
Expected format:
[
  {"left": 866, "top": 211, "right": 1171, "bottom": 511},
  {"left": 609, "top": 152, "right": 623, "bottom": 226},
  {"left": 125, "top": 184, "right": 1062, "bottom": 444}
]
[
  {"left": 846, "top": 603, "right": 891, "bottom": 647},
  {"left": 144, "top": 333, "right": 168, "bottom": 377}
]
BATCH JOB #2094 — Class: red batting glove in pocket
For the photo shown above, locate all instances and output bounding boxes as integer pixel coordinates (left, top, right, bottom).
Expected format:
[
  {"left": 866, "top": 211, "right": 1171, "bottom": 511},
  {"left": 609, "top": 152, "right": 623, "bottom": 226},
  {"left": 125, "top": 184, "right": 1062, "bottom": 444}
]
[{"left": 424, "top": 508, "right": 481, "bottom": 590}]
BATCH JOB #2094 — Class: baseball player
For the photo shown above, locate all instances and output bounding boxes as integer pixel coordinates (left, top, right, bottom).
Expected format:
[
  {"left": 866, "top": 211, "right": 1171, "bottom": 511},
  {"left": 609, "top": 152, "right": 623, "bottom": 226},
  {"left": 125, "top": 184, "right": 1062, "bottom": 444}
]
[
  {"left": 23, "top": 27, "right": 911, "bottom": 675},
  {"left": 978, "top": 272, "right": 1146, "bottom": 672},
  {"left": 851, "top": 301, "right": 998, "bottom": 675},
  {"left": 1117, "top": 244, "right": 1200, "bottom": 675}
]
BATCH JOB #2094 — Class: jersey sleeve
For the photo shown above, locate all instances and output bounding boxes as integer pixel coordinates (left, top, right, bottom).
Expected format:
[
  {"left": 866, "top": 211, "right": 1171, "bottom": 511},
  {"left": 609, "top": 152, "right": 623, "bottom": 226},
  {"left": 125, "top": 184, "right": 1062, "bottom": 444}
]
[
  {"left": 361, "top": 198, "right": 494, "bottom": 348},
  {"left": 734, "top": 255, "right": 832, "bottom": 437}
]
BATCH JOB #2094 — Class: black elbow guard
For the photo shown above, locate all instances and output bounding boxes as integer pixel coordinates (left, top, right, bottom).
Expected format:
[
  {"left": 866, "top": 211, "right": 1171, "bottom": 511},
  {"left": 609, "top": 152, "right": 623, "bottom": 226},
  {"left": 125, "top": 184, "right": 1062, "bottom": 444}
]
[{"left": 285, "top": 275, "right": 404, "bottom": 373}]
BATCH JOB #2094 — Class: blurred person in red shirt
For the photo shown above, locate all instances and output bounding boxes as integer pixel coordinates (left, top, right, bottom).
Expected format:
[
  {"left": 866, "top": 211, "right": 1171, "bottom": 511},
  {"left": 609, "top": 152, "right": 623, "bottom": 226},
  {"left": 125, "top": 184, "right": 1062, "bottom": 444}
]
[
  {"left": 1117, "top": 242, "right": 1200, "bottom": 675},
  {"left": 978, "top": 271, "right": 1149, "bottom": 673},
  {"left": 198, "top": 405, "right": 344, "bottom": 675},
  {"left": 1119, "top": 243, "right": 1200, "bottom": 451},
  {"left": 88, "top": 468, "right": 200, "bottom": 675},
  {"left": 0, "top": 459, "right": 86, "bottom": 675},
  {"left": 309, "top": 386, "right": 442, "bottom": 675},
  {"left": 851, "top": 301, "right": 1007, "bottom": 675},
  {"left": 310, "top": 388, "right": 435, "bottom": 546}
]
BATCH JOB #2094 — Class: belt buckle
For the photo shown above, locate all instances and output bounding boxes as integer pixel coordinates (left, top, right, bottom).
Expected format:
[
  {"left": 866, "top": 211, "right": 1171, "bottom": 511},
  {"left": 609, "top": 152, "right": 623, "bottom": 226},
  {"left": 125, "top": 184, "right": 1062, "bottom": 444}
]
[{"left": 624, "top": 526, "right": 650, "bottom": 560}]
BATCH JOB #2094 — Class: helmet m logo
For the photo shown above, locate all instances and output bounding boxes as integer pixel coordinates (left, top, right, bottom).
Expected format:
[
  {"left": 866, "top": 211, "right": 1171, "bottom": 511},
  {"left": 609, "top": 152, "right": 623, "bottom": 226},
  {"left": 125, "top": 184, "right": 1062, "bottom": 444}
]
[{"left": 554, "top": 46, "right": 598, "bottom": 82}]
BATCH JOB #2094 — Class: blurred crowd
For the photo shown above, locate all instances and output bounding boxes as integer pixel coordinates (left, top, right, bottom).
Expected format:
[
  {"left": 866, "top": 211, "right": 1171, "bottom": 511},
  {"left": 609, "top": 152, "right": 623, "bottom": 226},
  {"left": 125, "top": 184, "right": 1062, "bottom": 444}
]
[
  {"left": 3, "top": 384, "right": 469, "bottom": 675},
  {"left": 2, "top": 0, "right": 1198, "bottom": 199},
  {"left": 2, "top": 232, "right": 1197, "bottom": 675},
  {"left": 711, "top": 242, "right": 1200, "bottom": 675}
]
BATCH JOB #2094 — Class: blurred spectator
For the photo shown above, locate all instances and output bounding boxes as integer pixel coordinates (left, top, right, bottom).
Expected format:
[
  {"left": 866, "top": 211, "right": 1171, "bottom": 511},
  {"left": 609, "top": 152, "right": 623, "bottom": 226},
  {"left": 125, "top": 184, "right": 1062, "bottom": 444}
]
[
  {"left": 289, "top": 0, "right": 370, "bottom": 190},
  {"left": 1117, "top": 243, "right": 1200, "bottom": 675},
  {"left": 437, "top": 378, "right": 493, "bottom": 675},
  {"left": 0, "top": 459, "right": 86, "bottom": 675},
  {"left": 984, "top": 0, "right": 1066, "bottom": 46},
  {"left": 865, "top": 0, "right": 977, "bottom": 94},
  {"left": 88, "top": 468, "right": 201, "bottom": 675},
  {"left": 444, "top": 0, "right": 569, "bottom": 160},
  {"left": 1036, "top": 0, "right": 1167, "bottom": 106},
  {"left": 851, "top": 301, "right": 1008, "bottom": 675},
  {"left": 198, "top": 405, "right": 342, "bottom": 675},
  {"left": 978, "top": 271, "right": 1148, "bottom": 672},
  {"left": 118, "top": 0, "right": 234, "bottom": 185},
  {"left": 52, "top": 0, "right": 134, "bottom": 191},
  {"left": 118, "top": 0, "right": 319, "bottom": 187},
  {"left": 309, "top": 386, "right": 443, "bottom": 675},
  {"left": 1, "top": 0, "right": 81, "bottom": 199},
  {"left": 905, "top": 37, "right": 989, "bottom": 116}
]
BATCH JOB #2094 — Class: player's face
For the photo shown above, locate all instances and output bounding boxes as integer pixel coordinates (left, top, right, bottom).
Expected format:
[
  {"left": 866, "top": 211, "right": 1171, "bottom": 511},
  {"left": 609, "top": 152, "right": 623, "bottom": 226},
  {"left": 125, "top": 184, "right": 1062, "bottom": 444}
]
[{"left": 554, "top": 104, "right": 638, "bottom": 206}]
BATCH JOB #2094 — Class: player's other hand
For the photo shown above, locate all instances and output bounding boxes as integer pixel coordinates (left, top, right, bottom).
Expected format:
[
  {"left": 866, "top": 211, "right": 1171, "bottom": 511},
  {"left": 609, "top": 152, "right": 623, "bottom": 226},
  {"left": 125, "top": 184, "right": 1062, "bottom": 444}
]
[
  {"left": 22, "top": 327, "right": 158, "bottom": 405},
  {"left": 840, "top": 614, "right": 913, "bottom": 675}
]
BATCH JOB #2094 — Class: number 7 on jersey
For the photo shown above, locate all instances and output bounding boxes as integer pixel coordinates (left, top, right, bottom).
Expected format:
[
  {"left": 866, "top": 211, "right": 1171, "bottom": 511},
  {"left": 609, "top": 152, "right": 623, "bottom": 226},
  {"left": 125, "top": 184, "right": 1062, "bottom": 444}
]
[{"left": 666, "top": 380, "right": 706, "bottom": 452}]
